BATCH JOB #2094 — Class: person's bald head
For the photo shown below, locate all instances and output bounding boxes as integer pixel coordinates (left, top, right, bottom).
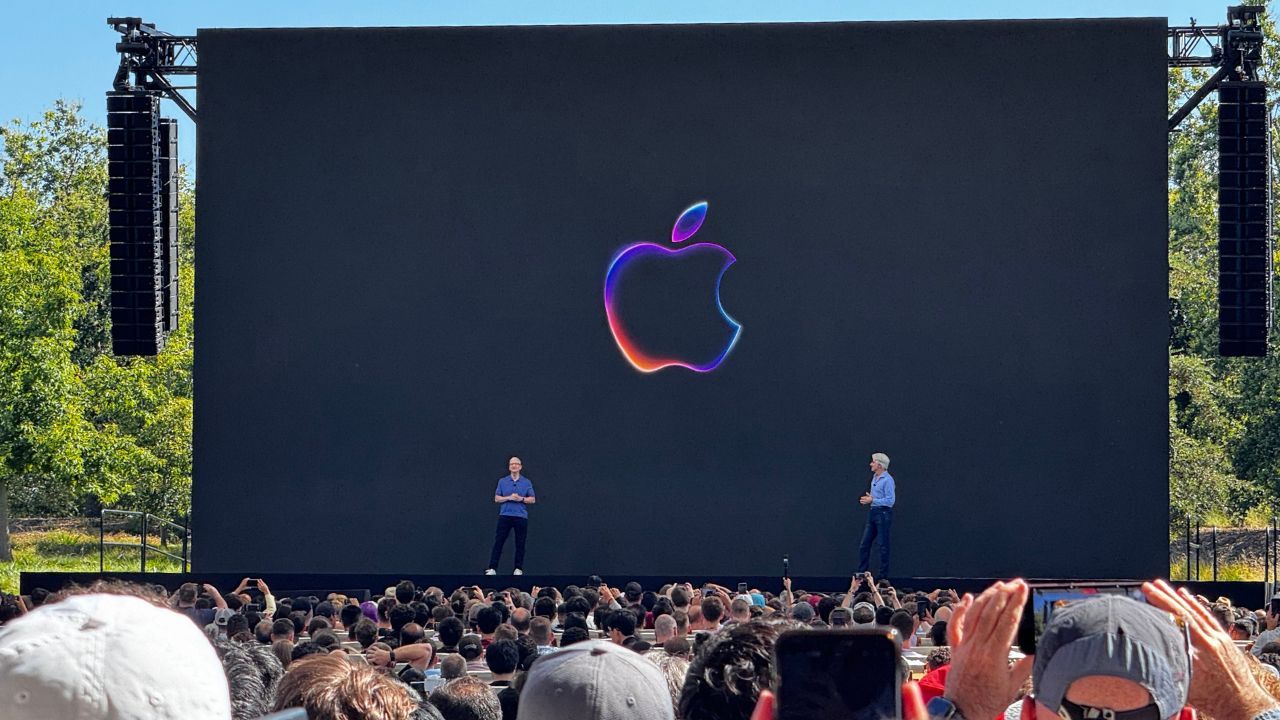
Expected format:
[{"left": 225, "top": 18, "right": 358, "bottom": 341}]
[
  {"left": 510, "top": 607, "right": 531, "bottom": 633},
  {"left": 654, "top": 613, "right": 677, "bottom": 643}
]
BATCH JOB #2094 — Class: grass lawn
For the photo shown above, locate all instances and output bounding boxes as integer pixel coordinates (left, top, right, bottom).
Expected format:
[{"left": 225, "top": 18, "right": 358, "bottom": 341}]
[{"left": 1, "top": 529, "right": 184, "bottom": 595}]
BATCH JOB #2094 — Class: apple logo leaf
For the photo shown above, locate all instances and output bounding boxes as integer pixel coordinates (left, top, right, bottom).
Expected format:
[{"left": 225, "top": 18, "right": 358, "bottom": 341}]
[{"left": 671, "top": 201, "right": 708, "bottom": 243}]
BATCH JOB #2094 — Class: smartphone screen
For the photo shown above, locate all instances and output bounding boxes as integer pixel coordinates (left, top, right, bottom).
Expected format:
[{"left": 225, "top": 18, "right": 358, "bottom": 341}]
[
  {"left": 915, "top": 598, "right": 929, "bottom": 617},
  {"left": 1270, "top": 597, "right": 1280, "bottom": 615},
  {"left": 1018, "top": 583, "right": 1146, "bottom": 654},
  {"left": 775, "top": 628, "right": 901, "bottom": 720},
  {"left": 738, "top": 582, "right": 749, "bottom": 594}
]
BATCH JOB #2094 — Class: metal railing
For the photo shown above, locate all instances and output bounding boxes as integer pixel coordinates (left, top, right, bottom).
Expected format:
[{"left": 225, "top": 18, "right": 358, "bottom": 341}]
[
  {"left": 1175, "top": 515, "right": 1280, "bottom": 604},
  {"left": 99, "top": 509, "right": 190, "bottom": 573}
]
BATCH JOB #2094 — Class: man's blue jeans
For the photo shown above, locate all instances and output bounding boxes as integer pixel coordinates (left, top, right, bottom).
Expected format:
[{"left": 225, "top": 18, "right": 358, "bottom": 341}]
[{"left": 858, "top": 506, "right": 892, "bottom": 577}]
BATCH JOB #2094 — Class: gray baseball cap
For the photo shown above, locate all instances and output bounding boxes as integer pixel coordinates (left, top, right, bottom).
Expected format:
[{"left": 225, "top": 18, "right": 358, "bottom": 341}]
[
  {"left": 519, "top": 639, "right": 674, "bottom": 720},
  {"left": 1032, "top": 595, "right": 1190, "bottom": 718}
]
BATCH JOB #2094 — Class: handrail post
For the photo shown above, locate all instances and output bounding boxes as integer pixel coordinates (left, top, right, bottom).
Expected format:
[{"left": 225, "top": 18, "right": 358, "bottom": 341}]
[
  {"left": 1186, "top": 515, "right": 1192, "bottom": 581},
  {"left": 99, "top": 510, "right": 105, "bottom": 573},
  {"left": 1187, "top": 517, "right": 1198, "bottom": 579},
  {"left": 140, "top": 513, "right": 149, "bottom": 573},
  {"left": 181, "top": 514, "right": 189, "bottom": 574},
  {"left": 1212, "top": 526, "right": 1218, "bottom": 581},
  {"left": 1264, "top": 512, "right": 1274, "bottom": 586}
]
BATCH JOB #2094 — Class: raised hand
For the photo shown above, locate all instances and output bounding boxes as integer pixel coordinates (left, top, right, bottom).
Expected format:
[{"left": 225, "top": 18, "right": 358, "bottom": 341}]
[
  {"left": 944, "top": 580, "right": 1033, "bottom": 720},
  {"left": 1144, "top": 579, "right": 1278, "bottom": 719}
]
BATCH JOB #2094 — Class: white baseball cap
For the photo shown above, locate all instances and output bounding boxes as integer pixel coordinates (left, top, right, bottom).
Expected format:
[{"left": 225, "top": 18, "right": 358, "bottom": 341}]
[{"left": 0, "top": 593, "right": 232, "bottom": 719}]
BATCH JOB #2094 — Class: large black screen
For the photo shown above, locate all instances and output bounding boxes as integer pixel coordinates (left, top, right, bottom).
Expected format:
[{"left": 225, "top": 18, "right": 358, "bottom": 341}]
[{"left": 194, "top": 20, "right": 1168, "bottom": 577}]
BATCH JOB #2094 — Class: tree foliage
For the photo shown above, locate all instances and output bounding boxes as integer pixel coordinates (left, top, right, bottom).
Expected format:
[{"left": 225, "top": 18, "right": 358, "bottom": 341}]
[
  {"left": 0, "top": 101, "right": 194, "bottom": 559},
  {"left": 1168, "top": 0, "right": 1280, "bottom": 526},
  {"left": 3, "top": 6, "right": 1280, "bottom": 562}
]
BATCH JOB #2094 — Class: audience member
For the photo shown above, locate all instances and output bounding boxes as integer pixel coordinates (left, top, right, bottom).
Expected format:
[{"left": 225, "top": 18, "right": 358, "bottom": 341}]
[
  {"left": 459, "top": 634, "right": 487, "bottom": 671},
  {"left": 520, "top": 639, "right": 674, "bottom": 720},
  {"left": 440, "top": 653, "right": 468, "bottom": 680},
  {"left": 429, "top": 675, "right": 501, "bottom": 720},
  {"left": 485, "top": 639, "right": 520, "bottom": 719},
  {"left": 530, "top": 615, "right": 556, "bottom": 655},
  {"left": 273, "top": 653, "right": 424, "bottom": 720},
  {"left": 680, "top": 619, "right": 785, "bottom": 720},
  {"left": 0, "top": 593, "right": 233, "bottom": 719}
]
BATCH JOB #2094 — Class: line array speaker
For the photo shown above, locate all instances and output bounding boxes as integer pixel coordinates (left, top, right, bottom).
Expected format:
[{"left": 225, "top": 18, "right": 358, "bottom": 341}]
[
  {"left": 1218, "top": 80, "right": 1272, "bottom": 357},
  {"left": 107, "top": 90, "right": 172, "bottom": 355}
]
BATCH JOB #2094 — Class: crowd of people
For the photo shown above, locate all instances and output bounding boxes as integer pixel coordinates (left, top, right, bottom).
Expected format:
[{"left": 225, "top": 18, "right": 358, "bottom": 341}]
[{"left": 1, "top": 573, "right": 1280, "bottom": 720}]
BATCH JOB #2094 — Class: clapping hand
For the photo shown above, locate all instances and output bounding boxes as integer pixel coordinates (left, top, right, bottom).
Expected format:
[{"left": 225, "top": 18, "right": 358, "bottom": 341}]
[
  {"left": 943, "top": 580, "right": 1033, "bottom": 720},
  {"left": 1144, "top": 579, "right": 1279, "bottom": 719}
]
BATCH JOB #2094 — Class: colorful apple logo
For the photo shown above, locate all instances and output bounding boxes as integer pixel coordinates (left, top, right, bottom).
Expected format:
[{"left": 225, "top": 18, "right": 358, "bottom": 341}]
[{"left": 603, "top": 201, "right": 742, "bottom": 372}]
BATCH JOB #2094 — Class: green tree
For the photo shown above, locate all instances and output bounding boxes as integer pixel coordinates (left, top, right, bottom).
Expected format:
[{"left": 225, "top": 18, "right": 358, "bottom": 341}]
[
  {"left": 1167, "top": 0, "right": 1280, "bottom": 532},
  {"left": 0, "top": 102, "right": 195, "bottom": 561}
]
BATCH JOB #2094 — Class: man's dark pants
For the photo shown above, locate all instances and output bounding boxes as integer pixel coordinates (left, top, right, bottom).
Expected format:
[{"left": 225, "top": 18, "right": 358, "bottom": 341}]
[
  {"left": 488, "top": 515, "right": 528, "bottom": 570},
  {"left": 857, "top": 506, "right": 892, "bottom": 577}
]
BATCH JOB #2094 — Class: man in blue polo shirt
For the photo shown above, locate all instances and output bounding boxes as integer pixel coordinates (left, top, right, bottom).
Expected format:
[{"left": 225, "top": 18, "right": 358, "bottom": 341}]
[
  {"left": 857, "top": 452, "right": 895, "bottom": 578},
  {"left": 486, "top": 456, "right": 536, "bottom": 576}
]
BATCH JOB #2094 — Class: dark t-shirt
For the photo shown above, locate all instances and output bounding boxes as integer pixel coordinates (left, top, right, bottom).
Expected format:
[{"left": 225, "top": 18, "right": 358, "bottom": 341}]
[{"left": 492, "top": 683, "right": 518, "bottom": 720}]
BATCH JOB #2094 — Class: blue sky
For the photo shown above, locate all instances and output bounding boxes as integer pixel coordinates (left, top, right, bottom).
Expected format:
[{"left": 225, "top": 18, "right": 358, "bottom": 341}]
[{"left": 6, "top": 1, "right": 1224, "bottom": 167}]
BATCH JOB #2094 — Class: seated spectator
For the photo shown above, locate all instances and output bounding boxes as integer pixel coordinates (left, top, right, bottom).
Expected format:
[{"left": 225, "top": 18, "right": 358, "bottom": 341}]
[
  {"left": 687, "top": 603, "right": 705, "bottom": 632},
  {"left": 225, "top": 612, "right": 251, "bottom": 641},
  {"left": 247, "top": 616, "right": 270, "bottom": 641},
  {"left": 663, "top": 637, "right": 692, "bottom": 659},
  {"left": 311, "top": 629, "right": 343, "bottom": 652},
  {"left": 439, "top": 653, "right": 467, "bottom": 681},
  {"left": 560, "top": 626, "right": 591, "bottom": 647},
  {"left": 289, "top": 609, "right": 309, "bottom": 638},
  {"left": 273, "top": 653, "right": 424, "bottom": 720},
  {"left": 493, "top": 622, "right": 518, "bottom": 642},
  {"left": 352, "top": 617, "right": 379, "bottom": 649},
  {"left": 650, "top": 650, "right": 691, "bottom": 719},
  {"left": 829, "top": 607, "right": 853, "bottom": 627},
  {"left": 213, "top": 636, "right": 285, "bottom": 720},
  {"left": 520, "top": 639, "right": 674, "bottom": 720},
  {"left": 932, "top": 579, "right": 1280, "bottom": 720},
  {"left": 429, "top": 675, "right": 501, "bottom": 720},
  {"left": 458, "top": 634, "right": 487, "bottom": 671},
  {"left": 437, "top": 616, "right": 465, "bottom": 653},
  {"left": 272, "top": 638, "right": 295, "bottom": 669},
  {"left": 474, "top": 605, "right": 501, "bottom": 645},
  {"left": 606, "top": 608, "right": 638, "bottom": 645},
  {"left": 700, "top": 597, "right": 725, "bottom": 631},
  {"left": 509, "top": 607, "right": 531, "bottom": 634},
  {"left": 0, "top": 593, "right": 233, "bottom": 718},
  {"left": 485, "top": 639, "right": 520, "bottom": 719},
  {"left": 400, "top": 621, "right": 427, "bottom": 647},
  {"left": 337, "top": 602, "right": 361, "bottom": 632},
  {"left": 852, "top": 602, "right": 877, "bottom": 625},
  {"left": 654, "top": 613, "right": 678, "bottom": 645},
  {"left": 789, "top": 602, "right": 814, "bottom": 624},
  {"left": 431, "top": 603, "right": 456, "bottom": 628},
  {"left": 530, "top": 616, "right": 556, "bottom": 655},
  {"left": 271, "top": 609, "right": 295, "bottom": 638},
  {"left": 928, "top": 619, "right": 948, "bottom": 648},
  {"left": 307, "top": 615, "right": 332, "bottom": 637},
  {"left": 680, "top": 619, "right": 786, "bottom": 720}
]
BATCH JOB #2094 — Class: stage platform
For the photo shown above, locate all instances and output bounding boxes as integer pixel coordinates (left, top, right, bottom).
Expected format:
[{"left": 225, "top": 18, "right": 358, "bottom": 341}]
[{"left": 18, "top": 572, "right": 1269, "bottom": 610}]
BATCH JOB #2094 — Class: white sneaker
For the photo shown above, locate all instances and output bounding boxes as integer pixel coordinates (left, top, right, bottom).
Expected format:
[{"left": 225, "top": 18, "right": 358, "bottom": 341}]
[
  {"left": 484, "top": 569, "right": 497, "bottom": 576},
  {"left": 513, "top": 569, "right": 523, "bottom": 575}
]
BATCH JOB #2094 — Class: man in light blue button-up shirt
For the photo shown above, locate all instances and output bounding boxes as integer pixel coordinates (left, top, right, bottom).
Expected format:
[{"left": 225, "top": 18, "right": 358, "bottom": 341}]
[{"left": 858, "top": 452, "right": 895, "bottom": 577}]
